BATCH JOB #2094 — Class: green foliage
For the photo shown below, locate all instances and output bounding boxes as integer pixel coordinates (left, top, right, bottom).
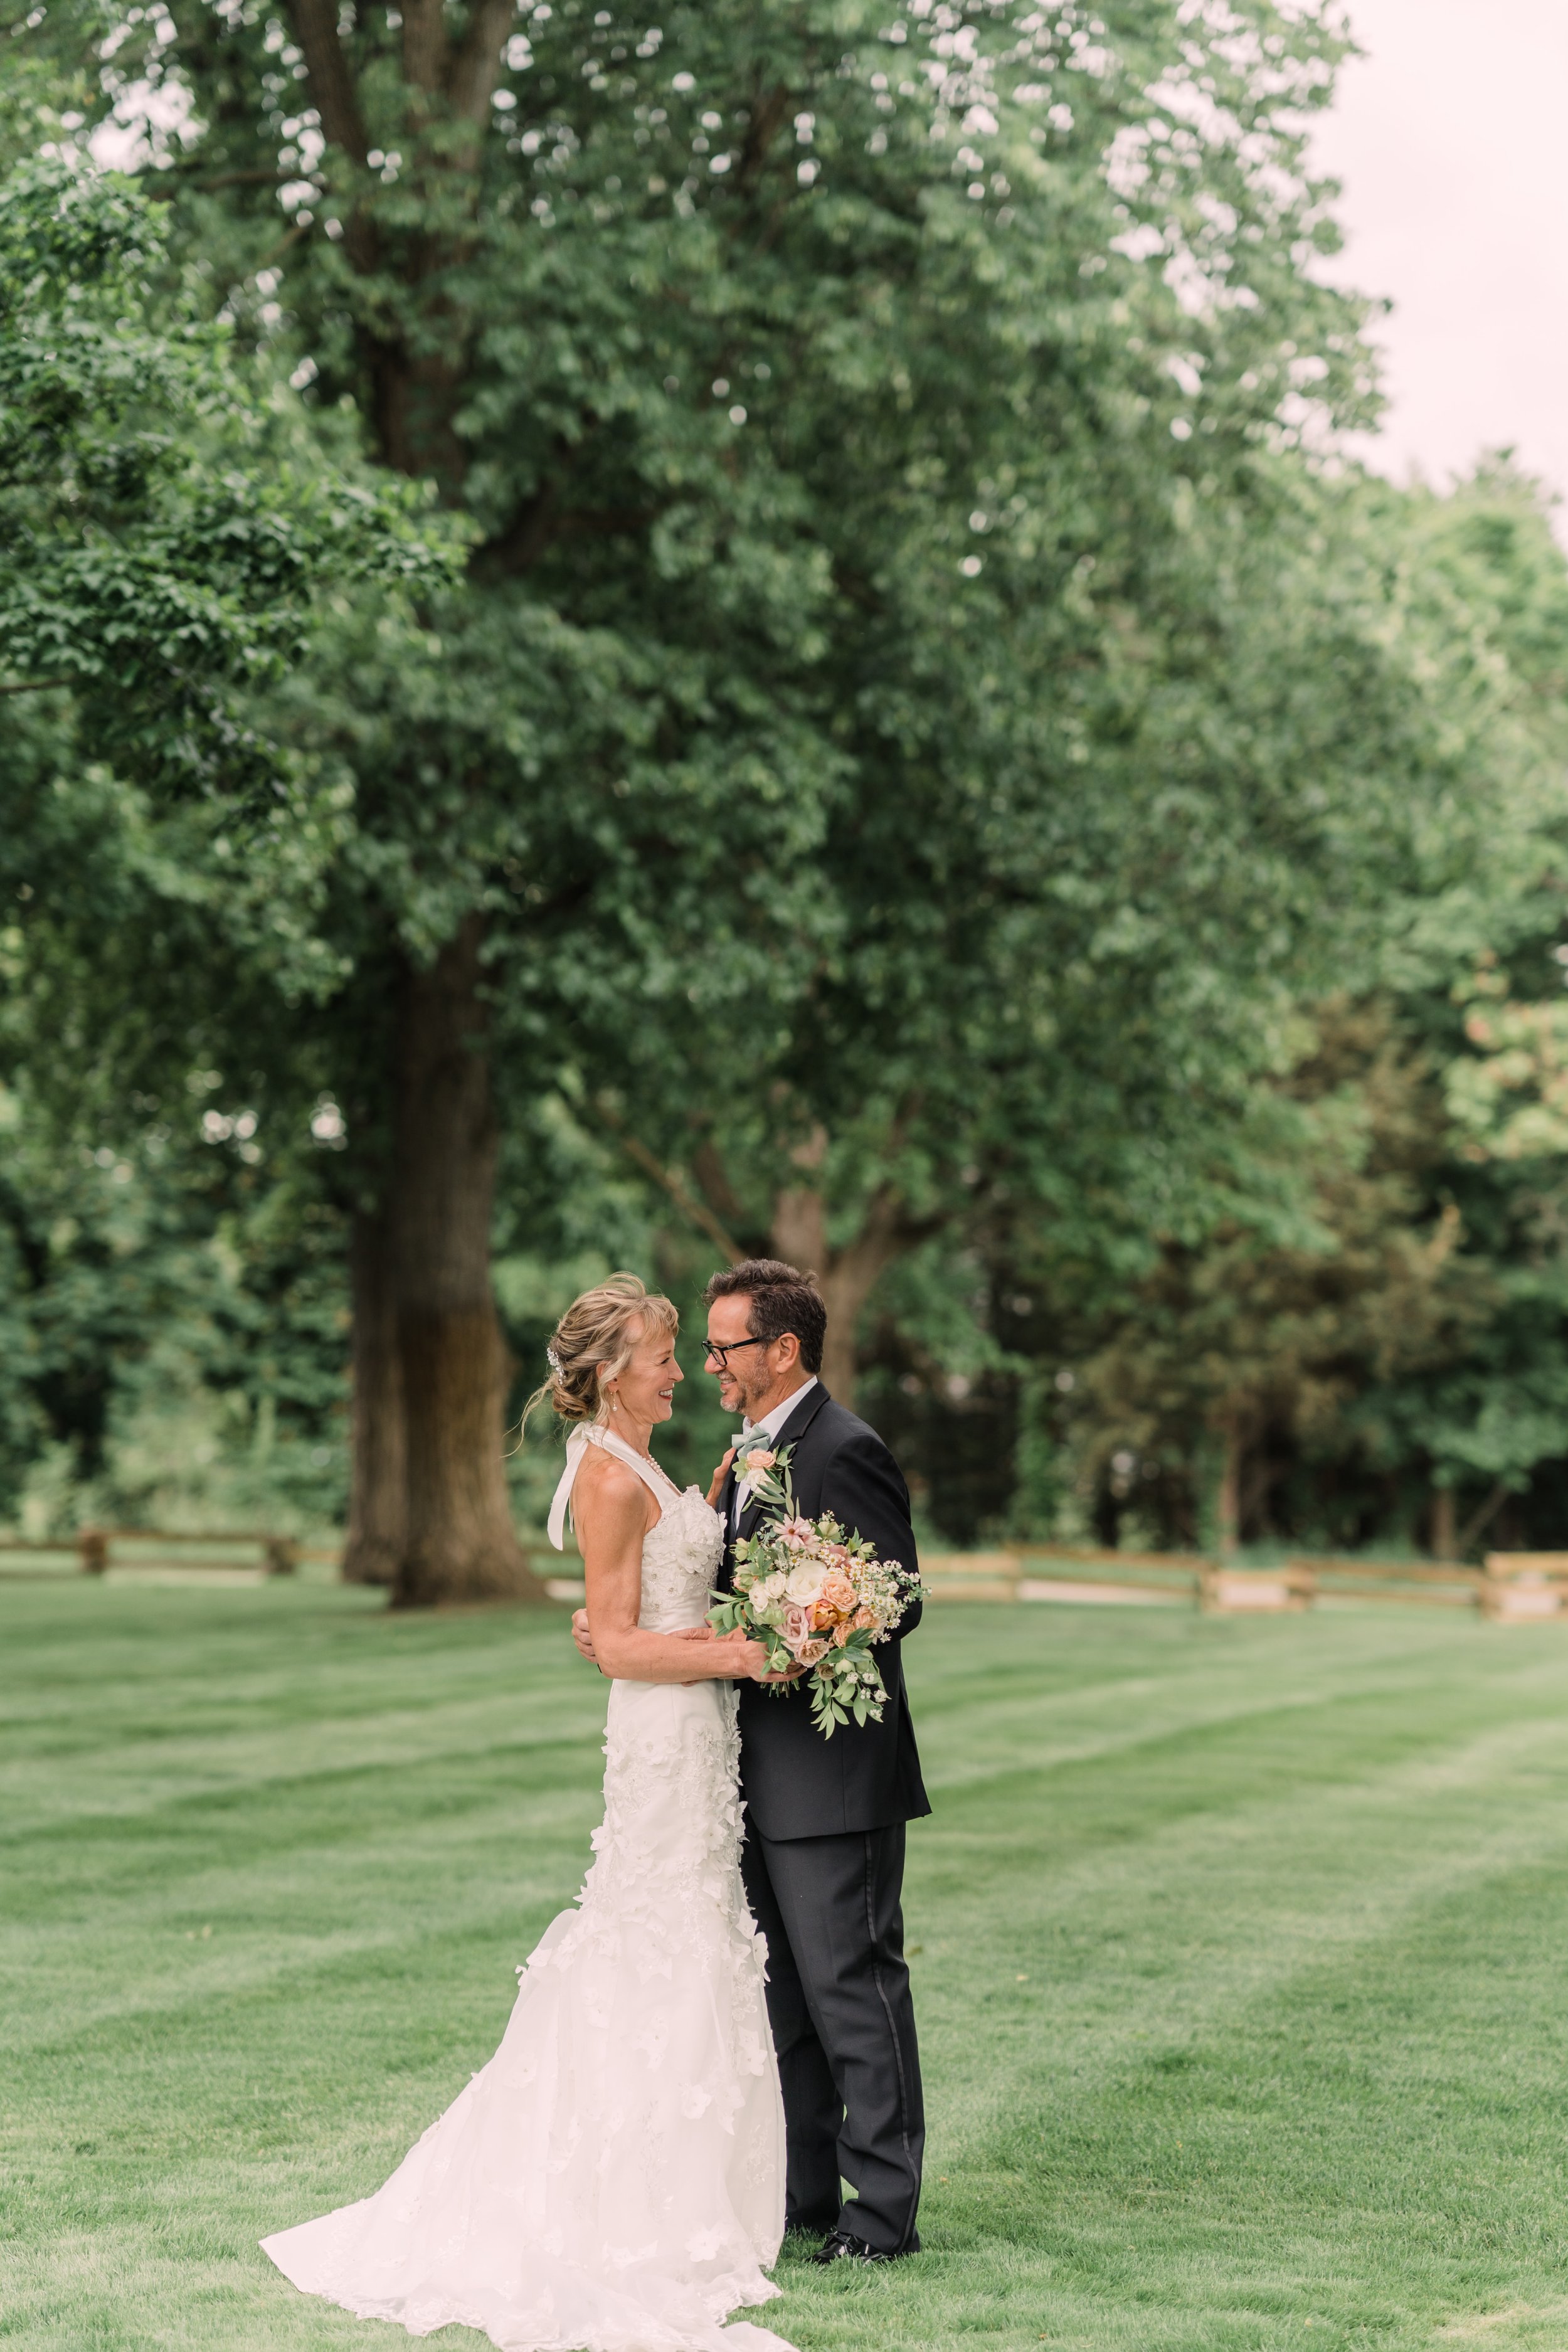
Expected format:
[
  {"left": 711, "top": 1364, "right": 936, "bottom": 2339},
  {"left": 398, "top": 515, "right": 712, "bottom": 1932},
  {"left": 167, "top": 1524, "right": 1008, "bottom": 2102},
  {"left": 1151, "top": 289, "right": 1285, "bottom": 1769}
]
[
  {"left": 0, "top": 157, "right": 455, "bottom": 799},
  {"left": 44, "top": 0, "right": 1391, "bottom": 1164},
  {"left": 1447, "top": 963, "right": 1568, "bottom": 1162},
  {"left": 1053, "top": 1005, "right": 1485, "bottom": 1547},
  {"left": 0, "top": 1078, "right": 350, "bottom": 1532}
]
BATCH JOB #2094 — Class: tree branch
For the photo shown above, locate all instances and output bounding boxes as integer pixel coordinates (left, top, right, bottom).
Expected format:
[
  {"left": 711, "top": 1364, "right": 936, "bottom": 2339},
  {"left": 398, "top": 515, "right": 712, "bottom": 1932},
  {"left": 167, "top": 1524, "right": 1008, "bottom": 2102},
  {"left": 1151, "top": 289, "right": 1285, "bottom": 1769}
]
[
  {"left": 253, "top": 217, "right": 314, "bottom": 273},
  {"left": 0, "top": 678, "right": 73, "bottom": 694},
  {"left": 476, "top": 489, "right": 667, "bottom": 578},
  {"left": 143, "top": 168, "right": 325, "bottom": 201},
  {"left": 474, "top": 480, "right": 560, "bottom": 576},
  {"left": 831, "top": 1182, "right": 907, "bottom": 1288},
  {"left": 593, "top": 1098, "right": 744, "bottom": 1263},
  {"left": 733, "top": 82, "right": 793, "bottom": 196},
  {"left": 447, "top": 0, "right": 515, "bottom": 124},
  {"left": 283, "top": 0, "right": 370, "bottom": 162},
  {"left": 692, "top": 1138, "right": 747, "bottom": 1229},
  {"left": 402, "top": 0, "right": 449, "bottom": 94}
]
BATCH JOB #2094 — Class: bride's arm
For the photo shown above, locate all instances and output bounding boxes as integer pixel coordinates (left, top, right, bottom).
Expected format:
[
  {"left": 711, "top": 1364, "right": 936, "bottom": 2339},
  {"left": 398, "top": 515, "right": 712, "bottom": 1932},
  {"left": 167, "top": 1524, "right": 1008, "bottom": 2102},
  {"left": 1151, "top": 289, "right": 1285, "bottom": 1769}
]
[{"left": 573, "top": 1455, "right": 768, "bottom": 1685}]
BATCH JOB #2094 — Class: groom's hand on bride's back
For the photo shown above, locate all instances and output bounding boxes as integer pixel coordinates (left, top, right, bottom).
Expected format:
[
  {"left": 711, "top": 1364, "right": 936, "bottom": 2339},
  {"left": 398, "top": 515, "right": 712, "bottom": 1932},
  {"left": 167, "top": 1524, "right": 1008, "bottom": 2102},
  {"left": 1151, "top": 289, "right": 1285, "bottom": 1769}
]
[
  {"left": 571, "top": 1608, "right": 714, "bottom": 1680},
  {"left": 570, "top": 1607, "right": 600, "bottom": 1668}
]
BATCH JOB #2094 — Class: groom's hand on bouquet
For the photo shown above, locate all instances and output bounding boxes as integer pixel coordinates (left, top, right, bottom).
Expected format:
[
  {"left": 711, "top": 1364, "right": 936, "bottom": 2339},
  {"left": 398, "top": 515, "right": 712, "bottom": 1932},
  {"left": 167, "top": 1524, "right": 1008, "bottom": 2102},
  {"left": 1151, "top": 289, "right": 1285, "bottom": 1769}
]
[
  {"left": 673, "top": 1624, "right": 717, "bottom": 1685},
  {"left": 712, "top": 1631, "right": 773, "bottom": 1681}
]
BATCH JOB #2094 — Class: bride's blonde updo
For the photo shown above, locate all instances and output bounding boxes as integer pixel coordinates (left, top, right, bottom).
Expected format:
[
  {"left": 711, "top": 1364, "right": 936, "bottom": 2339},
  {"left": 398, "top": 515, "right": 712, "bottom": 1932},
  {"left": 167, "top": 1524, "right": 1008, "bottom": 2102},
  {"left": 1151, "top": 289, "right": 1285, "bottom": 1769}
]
[{"left": 529, "top": 1272, "right": 679, "bottom": 1431}]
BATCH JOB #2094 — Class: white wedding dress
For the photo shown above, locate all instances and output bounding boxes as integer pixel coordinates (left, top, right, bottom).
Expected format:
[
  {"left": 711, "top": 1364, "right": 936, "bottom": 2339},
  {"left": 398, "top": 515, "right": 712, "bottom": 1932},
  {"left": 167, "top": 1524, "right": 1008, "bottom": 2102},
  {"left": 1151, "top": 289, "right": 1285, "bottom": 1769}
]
[{"left": 262, "top": 1424, "right": 790, "bottom": 2352}]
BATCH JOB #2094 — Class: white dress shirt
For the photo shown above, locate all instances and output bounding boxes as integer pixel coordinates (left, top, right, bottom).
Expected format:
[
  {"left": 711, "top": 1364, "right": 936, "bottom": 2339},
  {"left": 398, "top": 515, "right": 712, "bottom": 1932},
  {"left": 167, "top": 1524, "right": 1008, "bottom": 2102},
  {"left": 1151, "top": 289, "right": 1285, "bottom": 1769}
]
[{"left": 730, "top": 1376, "right": 818, "bottom": 1530}]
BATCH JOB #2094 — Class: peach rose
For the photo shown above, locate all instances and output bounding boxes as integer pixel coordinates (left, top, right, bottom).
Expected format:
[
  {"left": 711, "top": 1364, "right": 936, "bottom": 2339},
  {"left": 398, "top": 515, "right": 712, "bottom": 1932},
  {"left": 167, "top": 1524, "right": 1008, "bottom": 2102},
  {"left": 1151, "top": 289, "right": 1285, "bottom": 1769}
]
[
  {"left": 797, "top": 1638, "right": 829, "bottom": 1667},
  {"left": 818, "top": 1571, "right": 856, "bottom": 1614}
]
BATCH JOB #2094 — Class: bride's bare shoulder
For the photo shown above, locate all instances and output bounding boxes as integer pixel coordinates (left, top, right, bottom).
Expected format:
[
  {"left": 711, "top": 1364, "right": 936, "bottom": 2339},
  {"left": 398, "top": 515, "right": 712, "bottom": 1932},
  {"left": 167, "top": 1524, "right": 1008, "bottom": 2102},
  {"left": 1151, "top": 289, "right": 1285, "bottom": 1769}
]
[{"left": 572, "top": 1447, "right": 650, "bottom": 1521}]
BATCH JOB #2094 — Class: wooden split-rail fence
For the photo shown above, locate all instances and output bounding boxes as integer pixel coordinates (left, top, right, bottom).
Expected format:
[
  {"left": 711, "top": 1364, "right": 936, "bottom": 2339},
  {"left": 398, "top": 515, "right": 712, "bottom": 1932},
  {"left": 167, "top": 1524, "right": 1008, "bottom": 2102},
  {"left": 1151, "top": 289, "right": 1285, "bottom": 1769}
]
[
  {"left": 3, "top": 1532, "right": 1564, "bottom": 1622},
  {"left": 0, "top": 1529, "right": 310, "bottom": 1581},
  {"left": 922, "top": 1544, "right": 1568, "bottom": 1621}
]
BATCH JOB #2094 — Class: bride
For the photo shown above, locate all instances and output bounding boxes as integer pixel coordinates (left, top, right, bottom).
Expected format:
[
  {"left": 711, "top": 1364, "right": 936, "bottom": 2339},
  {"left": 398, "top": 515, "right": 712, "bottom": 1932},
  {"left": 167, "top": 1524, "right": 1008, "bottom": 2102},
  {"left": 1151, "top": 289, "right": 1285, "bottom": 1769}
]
[{"left": 262, "top": 1274, "right": 792, "bottom": 2352}]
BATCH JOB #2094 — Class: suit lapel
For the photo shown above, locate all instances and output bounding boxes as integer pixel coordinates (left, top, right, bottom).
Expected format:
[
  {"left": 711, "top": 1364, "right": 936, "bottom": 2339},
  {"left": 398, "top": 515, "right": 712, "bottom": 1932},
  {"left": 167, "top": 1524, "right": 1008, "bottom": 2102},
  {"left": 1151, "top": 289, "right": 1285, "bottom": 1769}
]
[{"left": 716, "top": 1456, "right": 741, "bottom": 1589}]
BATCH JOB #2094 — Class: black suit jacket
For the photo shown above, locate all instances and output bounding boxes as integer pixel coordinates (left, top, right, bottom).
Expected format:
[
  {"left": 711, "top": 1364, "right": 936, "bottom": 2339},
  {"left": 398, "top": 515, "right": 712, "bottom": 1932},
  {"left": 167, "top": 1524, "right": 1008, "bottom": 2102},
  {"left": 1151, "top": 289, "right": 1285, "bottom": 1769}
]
[{"left": 718, "top": 1384, "right": 931, "bottom": 1842}]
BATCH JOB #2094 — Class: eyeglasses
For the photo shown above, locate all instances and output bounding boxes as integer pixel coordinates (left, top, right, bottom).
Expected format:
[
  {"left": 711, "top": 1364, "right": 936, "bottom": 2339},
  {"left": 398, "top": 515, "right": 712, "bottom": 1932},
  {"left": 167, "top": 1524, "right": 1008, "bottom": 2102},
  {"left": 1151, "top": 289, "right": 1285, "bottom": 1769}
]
[{"left": 702, "top": 1335, "right": 775, "bottom": 1369}]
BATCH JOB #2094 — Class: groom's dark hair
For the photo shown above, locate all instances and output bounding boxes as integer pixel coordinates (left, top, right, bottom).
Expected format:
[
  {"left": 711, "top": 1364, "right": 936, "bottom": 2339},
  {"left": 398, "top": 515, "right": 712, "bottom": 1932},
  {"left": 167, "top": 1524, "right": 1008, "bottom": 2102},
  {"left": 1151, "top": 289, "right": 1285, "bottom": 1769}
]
[{"left": 704, "top": 1258, "right": 827, "bottom": 1377}]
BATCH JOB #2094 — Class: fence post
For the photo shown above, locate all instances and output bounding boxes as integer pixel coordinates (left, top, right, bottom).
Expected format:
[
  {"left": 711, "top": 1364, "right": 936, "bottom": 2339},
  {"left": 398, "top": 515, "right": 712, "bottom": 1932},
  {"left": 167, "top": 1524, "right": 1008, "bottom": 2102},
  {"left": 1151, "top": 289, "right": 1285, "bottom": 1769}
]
[
  {"left": 265, "top": 1538, "right": 299, "bottom": 1577},
  {"left": 78, "top": 1530, "right": 108, "bottom": 1576}
]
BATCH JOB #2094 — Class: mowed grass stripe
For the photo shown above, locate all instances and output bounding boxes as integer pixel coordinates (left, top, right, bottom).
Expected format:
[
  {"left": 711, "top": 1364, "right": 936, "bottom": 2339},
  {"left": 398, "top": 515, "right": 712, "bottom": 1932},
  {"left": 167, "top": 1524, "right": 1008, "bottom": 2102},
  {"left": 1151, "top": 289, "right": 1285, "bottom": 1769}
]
[{"left": 7, "top": 1589, "right": 1568, "bottom": 2349}]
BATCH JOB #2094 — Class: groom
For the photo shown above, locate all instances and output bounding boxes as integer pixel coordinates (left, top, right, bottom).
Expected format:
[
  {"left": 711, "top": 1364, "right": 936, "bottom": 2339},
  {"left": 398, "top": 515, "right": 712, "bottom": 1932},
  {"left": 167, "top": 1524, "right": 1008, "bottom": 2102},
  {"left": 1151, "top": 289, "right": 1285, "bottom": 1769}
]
[{"left": 575, "top": 1257, "right": 929, "bottom": 2263}]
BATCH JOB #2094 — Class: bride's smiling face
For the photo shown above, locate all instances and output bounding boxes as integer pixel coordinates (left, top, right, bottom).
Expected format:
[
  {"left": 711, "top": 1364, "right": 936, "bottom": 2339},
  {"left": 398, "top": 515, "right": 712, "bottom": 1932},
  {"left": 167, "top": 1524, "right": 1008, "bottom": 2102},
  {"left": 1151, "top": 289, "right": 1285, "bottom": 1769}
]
[{"left": 602, "top": 1320, "right": 684, "bottom": 1428}]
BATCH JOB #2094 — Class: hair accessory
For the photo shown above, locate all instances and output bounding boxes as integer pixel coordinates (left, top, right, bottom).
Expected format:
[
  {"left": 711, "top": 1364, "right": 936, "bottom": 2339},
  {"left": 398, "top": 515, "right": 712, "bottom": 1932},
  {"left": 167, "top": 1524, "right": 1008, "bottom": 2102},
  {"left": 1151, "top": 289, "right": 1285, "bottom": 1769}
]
[{"left": 546, "top": 1345, "right": 563, "bottom": 1373}]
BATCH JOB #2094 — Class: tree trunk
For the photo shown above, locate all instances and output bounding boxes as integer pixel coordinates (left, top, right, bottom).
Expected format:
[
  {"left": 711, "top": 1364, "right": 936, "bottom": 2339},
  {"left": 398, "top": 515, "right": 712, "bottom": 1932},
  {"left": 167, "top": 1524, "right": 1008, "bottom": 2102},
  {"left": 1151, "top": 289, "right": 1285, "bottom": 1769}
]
[
  {"left": 342, "top": 1207, "right": 406, "bottom": 1585},
  {"left": 389, "top": 916, "right": 545, "bottom": 1606},
  {"left": 1216, "top": 1413, "right": 1242, "bottom": 1557},
  {"left": 814, "top": 1281, "right": 862, "bottom": 1407},
  {"left": 283, "top": 0, "right": 537, "bottom": 1603},
  {"left": 770, "top": 1172, "right": 905, "bottom": 1412},
  {"left": 1430, "top": 1485, "right": 1456, "bottom": 1560}
]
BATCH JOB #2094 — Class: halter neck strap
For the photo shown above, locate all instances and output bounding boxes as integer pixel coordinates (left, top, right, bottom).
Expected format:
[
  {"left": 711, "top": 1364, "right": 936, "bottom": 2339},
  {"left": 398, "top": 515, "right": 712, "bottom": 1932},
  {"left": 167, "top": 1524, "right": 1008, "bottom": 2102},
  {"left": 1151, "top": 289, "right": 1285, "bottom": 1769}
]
[{"left": 546, "top": 1422, "right": 676, "bottom": 1550}]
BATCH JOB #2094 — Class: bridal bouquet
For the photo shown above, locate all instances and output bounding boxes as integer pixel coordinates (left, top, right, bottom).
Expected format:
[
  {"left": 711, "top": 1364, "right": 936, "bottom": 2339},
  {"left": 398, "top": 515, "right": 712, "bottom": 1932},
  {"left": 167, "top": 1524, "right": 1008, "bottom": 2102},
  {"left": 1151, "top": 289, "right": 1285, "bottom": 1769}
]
[{"left": 707, "top": 1444, "right": 924, "bottom": 1739}]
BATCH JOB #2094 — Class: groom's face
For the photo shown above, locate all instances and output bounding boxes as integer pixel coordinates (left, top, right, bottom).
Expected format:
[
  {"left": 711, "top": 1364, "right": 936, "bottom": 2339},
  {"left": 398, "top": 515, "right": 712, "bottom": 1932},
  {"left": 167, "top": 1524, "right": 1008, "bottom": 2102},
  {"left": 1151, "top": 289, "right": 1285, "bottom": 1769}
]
[{"left": 706, "top": 1293, "right": 786, "bottom": 1419}]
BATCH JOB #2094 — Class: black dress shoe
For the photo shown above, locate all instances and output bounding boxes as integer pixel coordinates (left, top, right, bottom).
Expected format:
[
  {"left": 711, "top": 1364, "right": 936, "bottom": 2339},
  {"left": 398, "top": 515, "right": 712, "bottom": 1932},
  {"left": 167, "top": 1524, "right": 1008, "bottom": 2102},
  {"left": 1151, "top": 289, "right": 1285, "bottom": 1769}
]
[{"left": 811, "top": 2227, "right": 911, "bottom": 2265}]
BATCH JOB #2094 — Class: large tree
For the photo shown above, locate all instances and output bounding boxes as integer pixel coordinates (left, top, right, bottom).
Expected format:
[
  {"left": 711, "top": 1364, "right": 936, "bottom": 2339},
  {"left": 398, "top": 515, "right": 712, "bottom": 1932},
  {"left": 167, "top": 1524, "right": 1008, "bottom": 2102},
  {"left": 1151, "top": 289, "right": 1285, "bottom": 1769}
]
[{"left": 10, "top": 0, "right": 1382, "bottom": 1592}]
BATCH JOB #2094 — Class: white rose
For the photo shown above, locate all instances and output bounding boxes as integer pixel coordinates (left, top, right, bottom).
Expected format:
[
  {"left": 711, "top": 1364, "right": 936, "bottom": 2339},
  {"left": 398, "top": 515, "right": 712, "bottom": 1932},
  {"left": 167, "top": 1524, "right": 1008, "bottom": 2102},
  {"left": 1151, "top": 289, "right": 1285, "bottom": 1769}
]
[{"left": 785, "top": 1562, "right": 827, "bottom": 1604}]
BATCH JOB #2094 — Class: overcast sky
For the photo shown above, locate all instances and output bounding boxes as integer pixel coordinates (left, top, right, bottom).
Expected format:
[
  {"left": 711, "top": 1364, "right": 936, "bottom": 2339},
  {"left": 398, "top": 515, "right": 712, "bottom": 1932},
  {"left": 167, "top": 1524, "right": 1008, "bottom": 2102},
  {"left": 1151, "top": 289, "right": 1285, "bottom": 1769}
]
[{"left": 1308, "top": 0, "right": 1568, "bottom": 524}]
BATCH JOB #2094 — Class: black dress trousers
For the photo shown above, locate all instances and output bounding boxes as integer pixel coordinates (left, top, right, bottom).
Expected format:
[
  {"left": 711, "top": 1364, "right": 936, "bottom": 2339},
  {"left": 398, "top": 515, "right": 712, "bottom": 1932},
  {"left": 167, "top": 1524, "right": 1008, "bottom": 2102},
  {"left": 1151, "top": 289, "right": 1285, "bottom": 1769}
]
[{"left": 741, "top": 1821, "right": 924, "bottom": 2255}]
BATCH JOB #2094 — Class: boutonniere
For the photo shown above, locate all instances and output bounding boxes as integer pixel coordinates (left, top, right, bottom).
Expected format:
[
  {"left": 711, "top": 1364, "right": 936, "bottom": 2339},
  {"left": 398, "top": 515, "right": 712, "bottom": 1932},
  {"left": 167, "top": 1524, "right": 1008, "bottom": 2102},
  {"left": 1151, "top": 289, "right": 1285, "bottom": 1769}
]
[{"left": 734, "top": 1440, "right": 793, "bottom": 1512}]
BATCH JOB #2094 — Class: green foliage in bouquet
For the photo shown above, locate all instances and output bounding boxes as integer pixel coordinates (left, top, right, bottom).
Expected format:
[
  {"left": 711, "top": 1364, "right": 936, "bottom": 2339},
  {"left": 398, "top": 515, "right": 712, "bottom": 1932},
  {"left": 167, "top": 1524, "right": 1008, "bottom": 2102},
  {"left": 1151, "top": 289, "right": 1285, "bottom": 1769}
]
[{"left": 707, "top": 1443, "right": 924, "bottom": 1738}]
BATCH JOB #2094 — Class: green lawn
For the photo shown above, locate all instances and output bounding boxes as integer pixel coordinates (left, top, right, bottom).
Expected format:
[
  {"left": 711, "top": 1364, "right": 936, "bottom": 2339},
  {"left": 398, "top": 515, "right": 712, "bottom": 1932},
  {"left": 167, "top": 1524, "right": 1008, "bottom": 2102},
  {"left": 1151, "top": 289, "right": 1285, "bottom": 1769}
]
[{"left": 6, "top": 1586, "right": 1568, "bottom": 2351}]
